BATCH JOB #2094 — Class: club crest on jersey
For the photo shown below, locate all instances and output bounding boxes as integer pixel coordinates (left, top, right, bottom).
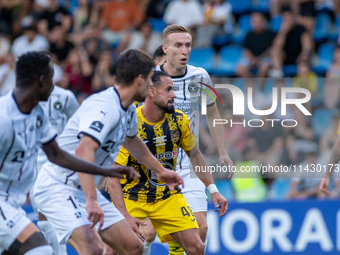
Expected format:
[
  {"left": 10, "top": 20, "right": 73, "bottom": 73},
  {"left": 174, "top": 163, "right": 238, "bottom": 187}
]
[
  {"left": 188, "top": 82, "right": 199, "bottom": 94},
  {"left": 170, "top": 130, "right": 180, "bottom": 143},
  {"left": 173, "top": 86, "right": 180, "bottom": 91},
  {"left": 89, "top": 121, "right": 104, "bottom": 132},
  {"left": 54, "top": 101, "right": 62, "bottom": 110},
  {"left": 36, "top": 116, "right": 43, "bottom": 128}
]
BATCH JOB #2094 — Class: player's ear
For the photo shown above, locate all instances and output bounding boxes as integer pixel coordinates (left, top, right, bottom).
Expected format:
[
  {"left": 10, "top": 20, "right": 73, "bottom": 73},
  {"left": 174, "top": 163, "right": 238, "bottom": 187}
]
[
  {"left": 137, "top": 74, "right": 144, "bottom": 86},
  {"left": 149, "top": 86, "right": 155, "bottom": 98},
  {"left": 162, "top": 44, "right": 167, "bottom": 55},
  {"left": 39, "top": 75, "right": 44, "bottom": 87}
]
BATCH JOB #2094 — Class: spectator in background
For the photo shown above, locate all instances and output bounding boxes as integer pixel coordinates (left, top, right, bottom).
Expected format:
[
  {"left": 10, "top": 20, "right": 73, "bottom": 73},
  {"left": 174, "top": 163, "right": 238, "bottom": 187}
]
[
  {"left": 38, "top": 0, "right": 72, "bottom": 40},
  {"left": 0, "top": 53, "right": 15, "bottom": 96},
  {"left": 81, "top": 25, "right": 110, "bottom": 66},
  {"left": 92, "top": 50, "right": 115, "bottom": 93},
  {"left": 0, "top": 0, "right": 13, "bottom": 37},
  {"left": 12, "top": 0, "right": 40, "bottom": 37},
  {"left": 123, "top": 20, "right": 163, "bottom": 55},
  {"left": 153, "top": 44, "right": 166, "bottom": 65},
  {"left": 320, "top": 116, "right": 339, "bottom": 160},
  {"left": 50, "top": 25, "right": 74, "bottom": 65},
  {"left": 163, "top": 0, "right": 204, "bottom": 29},
  {"left": 237, "top": 12, "right": 275, "bottom": 78},
  {"left": 269, "top": 8, "right": 313, "bottom": 78},
  {"left": 287, "top": 150, "right": 324, "bottom": 199},
  {"left": 0, "top": 34, "right": 10, "bottom": 64},
  {"left": 324, "top": 47, "right": 340, "bottom": 108},
  {"left": 195, "top": 0, "right": 233, "bottom": 48},
  {"left": 293, "top": 60, "right": 318, "bottom": 97},
  {"left": 100, "top": 0, "right": 144, "bottom": 46},
  {"left": 11, "top": 23, "right": 49, "bottom": 58},
  {"left": 64, "top": 48, "right": 93, "bottom": 98},
  {"left": 146, "top": 0, "right": 170, "bottom": 18}
]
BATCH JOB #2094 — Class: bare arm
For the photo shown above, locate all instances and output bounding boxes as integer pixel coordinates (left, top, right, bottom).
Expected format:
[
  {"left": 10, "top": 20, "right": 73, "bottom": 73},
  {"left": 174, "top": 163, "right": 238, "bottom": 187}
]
[
  {"left": 123, "top": 136, "right": 183, "bottom": 189},
  {"left": 186, "top": 146, "right": 228, "bottom": 216},
  {"left": 206, "top": 104, "right": 233, "bottom": 179},
  {"left": 42, "top": 139, "right": 138, "bottom": 178}
]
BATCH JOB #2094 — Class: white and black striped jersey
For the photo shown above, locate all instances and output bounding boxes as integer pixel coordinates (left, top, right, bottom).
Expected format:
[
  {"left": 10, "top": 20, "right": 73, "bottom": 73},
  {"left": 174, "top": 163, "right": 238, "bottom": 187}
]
[
  {"left": 0, "top": 93, "right": 56, "bottom": 207},
  {"left": 42, "top": 87, "right": 138, "bottom": 187},
  {"left": 36, "top": 86, "right": 79, "bottom": 170},
  {"left": 155, "top": 65, "right": 215, "bottom": 174}
]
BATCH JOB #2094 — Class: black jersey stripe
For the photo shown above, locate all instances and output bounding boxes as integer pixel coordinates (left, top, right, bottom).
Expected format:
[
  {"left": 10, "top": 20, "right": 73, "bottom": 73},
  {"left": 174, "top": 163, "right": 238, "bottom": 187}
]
[{"left": 0, "top": 130, "right": 15, "bottom": 172}]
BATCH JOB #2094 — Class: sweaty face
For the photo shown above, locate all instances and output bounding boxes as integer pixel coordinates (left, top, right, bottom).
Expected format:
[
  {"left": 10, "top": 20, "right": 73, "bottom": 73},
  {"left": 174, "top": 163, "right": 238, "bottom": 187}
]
[
  {"left": 164, "top": 33, "right": 192, "bottom": 70},
  {"left": 153, "top": 76, "right": 176, "bottom": 114},
  {"left": 134, "top": 70, "right": 153, "bottom": 102}
]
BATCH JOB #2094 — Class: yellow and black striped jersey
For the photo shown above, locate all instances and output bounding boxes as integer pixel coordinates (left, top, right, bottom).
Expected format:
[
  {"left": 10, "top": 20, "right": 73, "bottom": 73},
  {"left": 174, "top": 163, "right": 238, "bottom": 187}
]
[{"left": 116, "top": 105, "right": 196, "bottom": 202}]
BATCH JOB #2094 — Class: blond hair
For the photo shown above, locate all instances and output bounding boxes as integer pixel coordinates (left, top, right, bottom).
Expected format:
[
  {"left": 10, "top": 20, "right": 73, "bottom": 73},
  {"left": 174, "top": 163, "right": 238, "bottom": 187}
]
[{"left": 163, "top": 25, "right": 190, "bottom": 44}]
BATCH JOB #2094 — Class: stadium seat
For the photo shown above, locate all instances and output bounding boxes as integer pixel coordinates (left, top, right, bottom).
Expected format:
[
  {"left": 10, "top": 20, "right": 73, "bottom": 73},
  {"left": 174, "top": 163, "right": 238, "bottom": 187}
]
[
  {"left": 270, "top": 15, "right": 282, "bottom": 33},
  {"left": 232, "top": 78, "right": 245, "bottom": 91},
  {"left": 282, "top": 65, "right": 297, "bottom": 76},
  {"left": 313, "top": 13, "right": 332, "bottom": 43},
  {"left": 329, "top": 15, "right": 340, "bottom": 41},
  {"left": 250, "top": 0, "right": 270, "bottom": 14},
  {"left": 213, "top": 34, "right": 232, "bottom": 47},
  {"left": 313, "top": 43, "right": 335, "bottom": 75},
  {"left": 228, "top": 0, "right": 252, "bottom": 15},
  {"left": 214, "top": 45, "right": 243, "bottom": 76},
  {"left": 231, "top": 14, "right": 252, "bottom": 44},
  {"left": 312, "top": 108, "right": 332, "bottom": 138},
  {"left": 188, "top": 48, "right": 215, "bottom": 73},
  {"left": 270, "top": 179, "right": 291, "bottom": 201},
  {"left": 150, "top": 18, "right": 167, "bottom": 33}
]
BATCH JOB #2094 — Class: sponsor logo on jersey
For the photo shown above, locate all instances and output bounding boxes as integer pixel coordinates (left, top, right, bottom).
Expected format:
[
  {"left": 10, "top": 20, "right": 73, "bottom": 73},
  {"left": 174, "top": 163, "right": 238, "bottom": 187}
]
[
  {"left": 54, "top": 101, "right": 62, "bottom": 110},
  {"left": 153, "top": 136, "right": 167, "bottom": 146},
  {"left": 89, "top": 121, "right": 104, "bottom": 132},
  {"left": 173, "top": 86, "right": 180, "bottom": 91},
  {"left": 155, "top": 150, "right": 178, "bottom": 160}
]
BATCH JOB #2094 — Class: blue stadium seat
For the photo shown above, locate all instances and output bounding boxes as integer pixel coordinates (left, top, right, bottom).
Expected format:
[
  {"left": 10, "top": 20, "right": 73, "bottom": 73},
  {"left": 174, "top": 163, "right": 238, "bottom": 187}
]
[
  {"left": 329, "top": 15, "right": 340, "bottom": 41},
  {"left": 150, "top": 18, "right": 167, "bottom": 33},
  {"left": 214, "top": 45, "right": 243, "bottom": 76},
  {"left": 213, "top": 34, "right": 232, "bottom": 47},
  {"left": 188, "top": 48, "right": 215, "bottom": 73},
  {"left": 313, "top": 43, "right": 335, "bottom": 75},
  {"left": 314, "top": 13, "right": 332, "bottom": 43},
  {"left": 251, "top": 0, "right": 270, "bottom": 13},
  {"left": 233, "top": 78, "right": 245, "bottom": 91},
  {"left": 270, "top": 15, "right": 282, "bottom": 33},
  {"left": 231, "top": 15, "right": 252, "bottom": 44},
  {"left": 270, "top": 179, "right": 291, "bottom": 201},
  {"left": 312, "top": 108, "right": 332, "bottom": 138},
  {"left": 283, "top": 65, "right": 297, "bottom": 76},
  {"left": 229, "top": 0, "right": 252, "bottom": 15}
]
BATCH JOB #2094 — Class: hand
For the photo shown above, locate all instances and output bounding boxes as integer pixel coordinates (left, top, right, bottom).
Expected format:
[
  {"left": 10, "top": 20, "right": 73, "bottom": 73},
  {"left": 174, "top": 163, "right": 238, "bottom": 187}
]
[
  {"left": 219, "top": 154, "right": 234, "bottom": 179},
  {"left": 103, "top": 166, "right": 140, "bottom": 179},
  {"left": 86, "top": 199, "right": 104, "bottom": 230},
  {"left": 125, "top": 214, "right": 147, "bottom": 242},
  {"left": 157, "top": 169, "right": 184, "bottom": 191},
  {"left": 319, "top": 178, "right": 330, "bottom": 194},
  {"left": 211, "top": 192, "right": 228, "bottom": 217}
]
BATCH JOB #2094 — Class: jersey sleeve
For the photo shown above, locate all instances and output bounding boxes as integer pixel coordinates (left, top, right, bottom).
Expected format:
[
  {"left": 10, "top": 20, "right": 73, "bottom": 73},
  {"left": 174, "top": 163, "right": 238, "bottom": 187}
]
[
  {"left": 199, "top": 70, "right": 216, "bottom": 107},
  {"left": 65, "top": 91, "right": 79, "bottom": 119},
  {"left": 126, "top": 109, "right": 138, "bottom": 137},
  {"left": 179, "top": 113, "right": 197, "bottom": 151},
  {"left": 39, "top": 111, "right": 57, "bottom": 146},
  {"left": 115, "top": 145, "right": 130, "bottom": 166},
  {"left": 0, "top": 116, "right": 15, "bottom": 153},
  {"left": 78, "top": 106, "right": 119, "bottom": 146}
]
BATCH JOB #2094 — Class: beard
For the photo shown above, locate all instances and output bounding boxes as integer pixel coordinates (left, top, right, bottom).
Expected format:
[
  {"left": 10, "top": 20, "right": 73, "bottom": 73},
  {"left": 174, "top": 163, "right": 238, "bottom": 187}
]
[{"left": 155, "top": 100, "right": 175, "bottom": 114}]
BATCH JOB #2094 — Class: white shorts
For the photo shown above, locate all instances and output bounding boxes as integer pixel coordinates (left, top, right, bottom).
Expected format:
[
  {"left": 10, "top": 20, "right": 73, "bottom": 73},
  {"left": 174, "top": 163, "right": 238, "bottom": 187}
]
[
  {"left": 180, "top": 171, "right": 207, "bottom": 213},
  {"left": 32, "top": 170, "right": 125, "bottom": 245},
  {"left": 0, "top": 201, "right": 31, "bottom": 253}
]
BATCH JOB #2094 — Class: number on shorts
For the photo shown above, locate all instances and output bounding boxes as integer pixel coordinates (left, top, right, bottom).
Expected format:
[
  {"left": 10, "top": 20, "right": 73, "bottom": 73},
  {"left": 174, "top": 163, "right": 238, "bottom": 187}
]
[
  {"left": 0, "top": 207, "right": 6, "bottom": 220},
  {"left": 181, "top": 206, "right": 190, "bottom": 217},
  {"left": 67, "top": 196, "right": 77, "bottom": 209}
]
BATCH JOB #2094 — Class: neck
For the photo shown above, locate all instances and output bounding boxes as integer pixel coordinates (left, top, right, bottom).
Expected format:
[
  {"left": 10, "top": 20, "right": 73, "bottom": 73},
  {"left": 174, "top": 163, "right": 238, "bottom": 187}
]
[
  {"left": 13, "top": 87, "right": 39, "bottom": 114},
  {"left": 162, "top": 61, "right": 186, "bottom": 77},
  {"left": 142, "top": 100, "right": 165, "bottom": 123},
  {"left": 115, "top": 85, "right": 136, "bottom": 110}
]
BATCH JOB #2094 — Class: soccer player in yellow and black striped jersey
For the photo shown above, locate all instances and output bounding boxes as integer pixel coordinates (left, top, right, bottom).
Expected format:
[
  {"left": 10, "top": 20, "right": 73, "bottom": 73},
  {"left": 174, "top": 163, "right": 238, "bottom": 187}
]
[{"left": 106, "top": 71, "right": 227, "bottom": 255}]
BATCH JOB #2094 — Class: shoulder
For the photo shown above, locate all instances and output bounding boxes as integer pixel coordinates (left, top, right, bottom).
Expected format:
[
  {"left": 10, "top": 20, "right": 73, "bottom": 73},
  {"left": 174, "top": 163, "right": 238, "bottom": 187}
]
[
  {"left": 173, "top": 109, "right": 188, "bottom": 123},
  {"left": 186, "top": 65, "right": 210, "bottom": 78}
]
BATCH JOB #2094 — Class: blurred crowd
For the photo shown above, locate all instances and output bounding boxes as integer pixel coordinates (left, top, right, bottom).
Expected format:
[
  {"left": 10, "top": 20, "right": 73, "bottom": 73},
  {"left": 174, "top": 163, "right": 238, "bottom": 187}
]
[{"left": 1, "top": 0, "right": 340, "bottom": 203}]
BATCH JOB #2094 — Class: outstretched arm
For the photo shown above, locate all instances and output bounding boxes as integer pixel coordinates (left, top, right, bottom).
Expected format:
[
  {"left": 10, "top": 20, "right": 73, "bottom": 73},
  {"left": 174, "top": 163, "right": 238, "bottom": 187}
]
[{"left": 186, "top": 146, "right": 228, "bottom": 217}]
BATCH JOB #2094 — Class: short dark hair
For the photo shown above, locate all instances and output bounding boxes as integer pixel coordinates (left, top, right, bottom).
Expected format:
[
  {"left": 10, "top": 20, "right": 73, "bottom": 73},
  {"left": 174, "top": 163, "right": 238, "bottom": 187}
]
[
  {"left": 115, "top": 49, "right": 155, "bottom": 86},
  {"left": 151, "top": 71, "right": 171, "bottom": 87},
  {"left": 153, "top": 45, "right": 165, "bottom": 60},
  {"left": 16, "top": 51, "right": 52, "bottom": 86}
]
